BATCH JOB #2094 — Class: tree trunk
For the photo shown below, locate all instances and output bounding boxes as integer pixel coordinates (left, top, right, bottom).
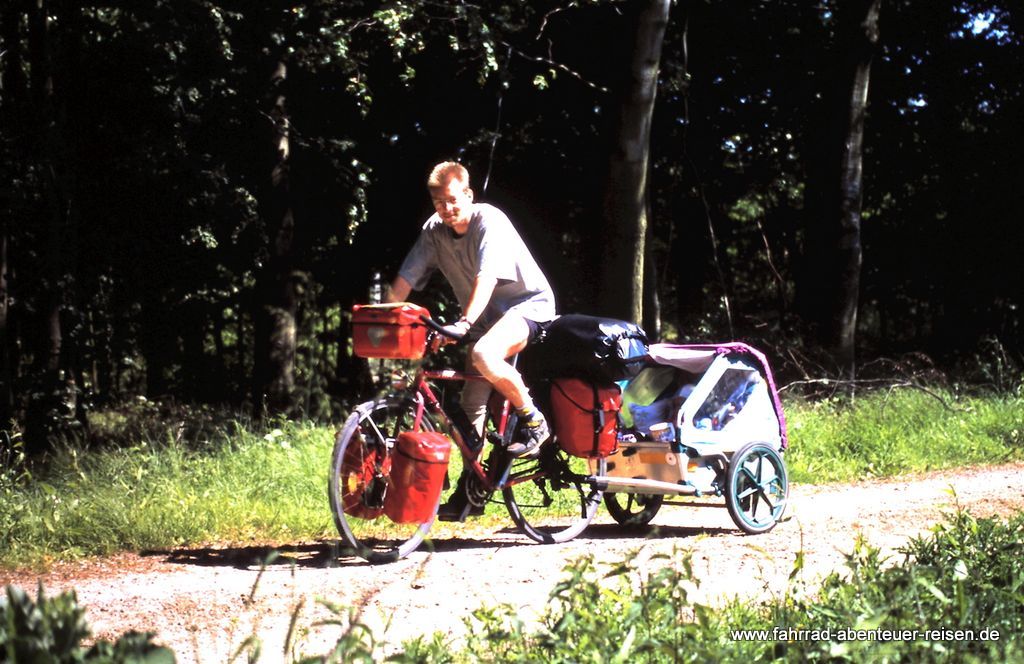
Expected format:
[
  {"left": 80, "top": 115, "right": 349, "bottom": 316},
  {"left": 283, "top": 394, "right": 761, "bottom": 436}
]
[
  {"left": 670, "top": 10, "right": 714, "bottom": 340},
  {"left": 797, "top": 0, "right": 879, "bottom": 378},
  {"left": 139, "top": 300, "right": 175, "bottom": 398},
  {"left": 0, "top": 218, "right": 10, "bottom": 429},
  {"left": 0, "top": 3, "right": 26, "bottom": 428},
  {"left": 599, "top": 0, "right": 670, "bottom": 324},
  {"left": 642, "top": 221, "right": 661, "bottom": 341},
  {"left": 833, "top": 0, "right": 879, "bottom": 377},
  {"left": 252, "top": 60, "right": 298, "bottom": 416},
  {"left": 23, "top": 0, "right": 68, "bottom": 454},
  {"left": 92, "top": 273, "right": 115, "bottom": 404},
  {"left": 181, "top": 302, "right": 207, "bottom": 400}
]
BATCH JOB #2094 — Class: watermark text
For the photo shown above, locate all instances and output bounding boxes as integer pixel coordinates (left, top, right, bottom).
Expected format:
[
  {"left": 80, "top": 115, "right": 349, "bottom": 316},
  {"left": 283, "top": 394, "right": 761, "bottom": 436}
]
[{"left": 731, "top": 626, "right": 1001, "bottom": 643}]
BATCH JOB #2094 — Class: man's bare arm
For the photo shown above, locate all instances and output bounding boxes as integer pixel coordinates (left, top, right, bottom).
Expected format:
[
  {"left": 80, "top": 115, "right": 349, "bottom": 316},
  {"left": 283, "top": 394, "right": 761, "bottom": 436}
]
[
  {"left": 386, "top": 275, "right": 413, "bottom": 303},
  {"left": 462, "top": 275, "right": 498, "bottom": 324}
]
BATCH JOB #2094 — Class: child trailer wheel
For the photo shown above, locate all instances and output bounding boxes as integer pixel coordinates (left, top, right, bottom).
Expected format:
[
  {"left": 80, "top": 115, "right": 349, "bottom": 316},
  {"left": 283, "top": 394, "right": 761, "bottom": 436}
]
[{"left": 724, "top": 441, "right": 788, "bottom": 534}]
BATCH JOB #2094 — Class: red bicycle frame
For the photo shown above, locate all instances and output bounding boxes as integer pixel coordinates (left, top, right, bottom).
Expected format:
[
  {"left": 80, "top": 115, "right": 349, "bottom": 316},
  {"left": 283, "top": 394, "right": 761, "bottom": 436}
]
[{"left": 399, "top": 362, "right": 540, "bottom": 491}]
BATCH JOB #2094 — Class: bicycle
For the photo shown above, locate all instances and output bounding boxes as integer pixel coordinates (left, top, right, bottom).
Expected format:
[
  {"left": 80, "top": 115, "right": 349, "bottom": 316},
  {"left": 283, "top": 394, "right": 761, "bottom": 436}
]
[{"left": 328, "top": 307, "right": 608, "bottom": 563}]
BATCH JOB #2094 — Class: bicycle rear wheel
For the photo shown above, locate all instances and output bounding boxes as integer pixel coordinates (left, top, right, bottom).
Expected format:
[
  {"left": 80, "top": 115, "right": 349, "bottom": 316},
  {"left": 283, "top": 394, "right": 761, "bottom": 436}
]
[
  {"left": 502, "top": 445, "right": 606, "bottom": 544},
  {"left": 328, "top": 395, "right": 440, "bottom": 563}
]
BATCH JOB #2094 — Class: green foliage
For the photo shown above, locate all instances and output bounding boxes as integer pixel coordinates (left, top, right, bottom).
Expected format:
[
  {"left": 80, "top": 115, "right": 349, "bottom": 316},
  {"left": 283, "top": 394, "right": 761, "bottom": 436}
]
[
  {"left": 0, "top": 584, "right": 173, "bottom": 663},
  {"left": 389, "top": 550, "right": 732, "bottom": 664},
  {"left": 390, "top": 510, "right": 1024, "bottom": 663},
  {"left": 0, "top": 431, "right": 30, "bottom": 556},
  {"left": 785, "top": 386, "right": 1024, "bottom": 482},
  {"left": 0, "top": 431, "right": 28, "bottom": 490},
  {"left": 759, "top": 509, "right": 1024, "bottom": 662}
]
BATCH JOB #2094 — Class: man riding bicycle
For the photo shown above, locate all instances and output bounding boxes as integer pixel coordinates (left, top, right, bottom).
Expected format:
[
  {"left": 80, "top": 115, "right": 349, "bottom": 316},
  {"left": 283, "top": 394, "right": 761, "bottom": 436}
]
[{"left": 385, "top": 161, "right": 556, "bottom": 518}]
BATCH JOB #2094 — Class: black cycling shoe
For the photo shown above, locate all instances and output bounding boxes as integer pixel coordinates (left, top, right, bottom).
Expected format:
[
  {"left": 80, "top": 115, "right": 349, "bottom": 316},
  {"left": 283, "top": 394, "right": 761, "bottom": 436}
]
[
  {"left": 436, "top": 492, "right": 485, "bottom": 522},
  {"left": 506, "top": 411, "right": 550, "bottom": 458}
]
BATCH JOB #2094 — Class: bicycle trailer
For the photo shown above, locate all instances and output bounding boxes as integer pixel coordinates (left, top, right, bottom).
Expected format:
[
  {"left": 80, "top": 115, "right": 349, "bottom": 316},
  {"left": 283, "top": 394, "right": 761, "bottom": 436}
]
[{"left": 595, "top": 342, "right": 789, "bottom": 534}]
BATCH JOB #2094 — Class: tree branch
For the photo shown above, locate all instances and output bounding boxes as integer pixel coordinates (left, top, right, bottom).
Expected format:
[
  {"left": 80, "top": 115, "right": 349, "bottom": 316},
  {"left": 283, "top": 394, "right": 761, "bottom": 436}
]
[{"left": 500, "top": 40, "right": 609, "bottom": 93}]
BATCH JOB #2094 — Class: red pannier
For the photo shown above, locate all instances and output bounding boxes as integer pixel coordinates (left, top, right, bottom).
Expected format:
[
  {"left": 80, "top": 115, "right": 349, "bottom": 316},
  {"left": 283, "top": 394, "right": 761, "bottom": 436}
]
[
  {"left": 550, "top": 378, "right": 622, "bottom": 458},
  {"left": 352, "top": 303, "right": 430, "bottom": 360},
  {"left": 383, "top": 431, "right": 452, "bottom": 524}
]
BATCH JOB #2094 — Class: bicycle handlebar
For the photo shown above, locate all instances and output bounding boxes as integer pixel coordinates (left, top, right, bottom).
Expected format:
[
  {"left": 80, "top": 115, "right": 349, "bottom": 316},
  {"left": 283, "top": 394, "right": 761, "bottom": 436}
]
[{"left": 419, "top": 314, "right": 467, "bottom": 341}]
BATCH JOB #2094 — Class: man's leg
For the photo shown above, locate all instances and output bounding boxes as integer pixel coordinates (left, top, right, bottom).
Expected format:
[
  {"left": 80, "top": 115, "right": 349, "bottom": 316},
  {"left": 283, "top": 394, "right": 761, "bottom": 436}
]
[
  {"left": 437, "top": 351, "right": 493, "bottom": 521},
  {"left": 440, "top": 312, "right": 544, "bottom": 520},
  {"left": 469, "top": 313, "right": 548, "bottom": 456},
  {"left": 468, "top": 313, "right": 531, "bottom": 407},
  {"left": 458, "top": 353, "right": 492, "bottom": 445}
]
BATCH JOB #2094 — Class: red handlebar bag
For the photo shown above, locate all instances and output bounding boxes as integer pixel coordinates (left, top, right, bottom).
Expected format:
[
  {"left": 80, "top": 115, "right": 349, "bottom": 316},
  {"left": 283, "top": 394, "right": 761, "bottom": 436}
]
[
  {"left": 384, "top": 431, "right": 452, "bottom": 524},
  {"left": 550, "top": 378, "right": 622, "bottom": 458},
  {"left": 352, "top": 303, "right": 430, "bottom": 360}
]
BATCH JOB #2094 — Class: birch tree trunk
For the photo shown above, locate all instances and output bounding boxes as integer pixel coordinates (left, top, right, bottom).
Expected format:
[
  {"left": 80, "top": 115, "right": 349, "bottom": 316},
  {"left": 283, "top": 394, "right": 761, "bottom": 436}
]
[{"left": 834, "top": 0, "right": 880, "bottom": 377}]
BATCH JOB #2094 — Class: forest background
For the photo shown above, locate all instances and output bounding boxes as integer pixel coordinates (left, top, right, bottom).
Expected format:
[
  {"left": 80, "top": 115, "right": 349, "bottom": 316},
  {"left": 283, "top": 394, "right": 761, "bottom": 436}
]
[{"left": 1, "top": 0, "right": 1021, "bottom": 454}]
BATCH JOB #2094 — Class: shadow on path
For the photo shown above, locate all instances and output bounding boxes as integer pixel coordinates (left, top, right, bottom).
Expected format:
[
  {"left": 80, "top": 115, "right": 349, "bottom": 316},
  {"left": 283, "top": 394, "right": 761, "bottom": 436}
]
[{"left": 144, "top": 519, "right": 732, "bottom": 571}]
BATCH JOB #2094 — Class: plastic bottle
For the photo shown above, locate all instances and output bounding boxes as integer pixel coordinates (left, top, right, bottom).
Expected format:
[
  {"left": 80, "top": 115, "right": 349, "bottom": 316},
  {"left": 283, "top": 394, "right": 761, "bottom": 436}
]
[{"left": 369, "top": 271, "right": 384, "bottom": 304}]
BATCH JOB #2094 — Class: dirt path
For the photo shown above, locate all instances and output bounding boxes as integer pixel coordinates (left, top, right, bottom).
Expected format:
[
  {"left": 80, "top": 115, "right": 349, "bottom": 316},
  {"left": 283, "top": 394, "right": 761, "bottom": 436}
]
[{"left": 3, "top": 462, "right": 1023, "bottom": 662}]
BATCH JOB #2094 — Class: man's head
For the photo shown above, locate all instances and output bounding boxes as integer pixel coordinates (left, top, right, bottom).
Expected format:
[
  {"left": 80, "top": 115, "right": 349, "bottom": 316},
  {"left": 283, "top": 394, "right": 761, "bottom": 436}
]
[{"left": 427, "top": 161, "right": 474, "bottom": 235}]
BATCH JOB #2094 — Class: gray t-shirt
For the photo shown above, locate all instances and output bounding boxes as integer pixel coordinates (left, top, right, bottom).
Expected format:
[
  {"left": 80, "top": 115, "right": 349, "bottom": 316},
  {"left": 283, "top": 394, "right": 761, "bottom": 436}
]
[{"left": 398, "top": 203, "right": 556, "bottom": 323}]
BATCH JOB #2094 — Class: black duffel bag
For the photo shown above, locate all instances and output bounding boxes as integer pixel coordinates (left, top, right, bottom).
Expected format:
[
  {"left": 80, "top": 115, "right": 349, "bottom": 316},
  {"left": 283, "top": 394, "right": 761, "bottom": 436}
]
[{"left": 523, "top": 314, "right": 648, "bottom": 384}]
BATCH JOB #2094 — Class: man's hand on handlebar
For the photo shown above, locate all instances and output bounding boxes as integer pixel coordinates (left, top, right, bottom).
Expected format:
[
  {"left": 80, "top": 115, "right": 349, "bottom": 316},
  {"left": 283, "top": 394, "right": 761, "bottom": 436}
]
[
  {"left": 439, "top": 319, "right": 471, "bottom": 341},
  {"left": 426, "top": 316, "right": 470, "bottom": 352}
]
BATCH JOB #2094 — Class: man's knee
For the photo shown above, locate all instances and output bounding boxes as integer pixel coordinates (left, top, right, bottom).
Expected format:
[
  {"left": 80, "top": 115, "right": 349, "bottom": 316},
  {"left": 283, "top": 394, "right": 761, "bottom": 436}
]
[
  {"left": 476, "top": 316, "right": 528, "bottom": 360},
  {"left": 469, "top": 343, "right": 497, "bottom": 377}
]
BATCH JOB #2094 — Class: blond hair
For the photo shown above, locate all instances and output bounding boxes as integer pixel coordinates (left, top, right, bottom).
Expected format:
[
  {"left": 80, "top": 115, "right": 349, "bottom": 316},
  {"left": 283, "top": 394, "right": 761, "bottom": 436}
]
[{"left": 427, "top": 161, "right": 470, "bottom": 190}]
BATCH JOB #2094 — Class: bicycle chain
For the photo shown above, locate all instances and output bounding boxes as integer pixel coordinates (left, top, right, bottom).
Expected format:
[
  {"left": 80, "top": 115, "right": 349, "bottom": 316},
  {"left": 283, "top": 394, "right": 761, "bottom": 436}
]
[{"left": 464, "top": 444, "right": 511, "bottom": 507}]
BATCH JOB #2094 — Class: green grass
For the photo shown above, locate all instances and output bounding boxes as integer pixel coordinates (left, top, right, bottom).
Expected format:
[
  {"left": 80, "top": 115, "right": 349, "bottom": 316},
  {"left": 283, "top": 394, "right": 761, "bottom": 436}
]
[
  {"left": 0, "top": 420, "right": 337, "bottom": 568},
  {"left": 2, "top": 384, "right": 1022, "bottom": 568},
  {"left": 785, "top": 386, "right": 1024, "bottom": 483}
]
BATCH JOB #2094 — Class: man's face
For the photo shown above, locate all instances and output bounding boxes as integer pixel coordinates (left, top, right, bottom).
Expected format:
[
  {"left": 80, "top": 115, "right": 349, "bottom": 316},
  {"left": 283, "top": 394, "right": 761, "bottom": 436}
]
[{"left": 430, "top": 177, "right": 474, "bottom": 234}]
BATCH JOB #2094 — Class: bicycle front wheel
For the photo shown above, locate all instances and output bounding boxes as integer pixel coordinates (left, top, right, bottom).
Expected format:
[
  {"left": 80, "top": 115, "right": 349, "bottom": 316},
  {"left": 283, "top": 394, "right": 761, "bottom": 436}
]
[
  {"left": 502, "top": 445, "right": 606, "bottom": 544},
  {"left": 328, "top": 395, "right": 440, "bottom": 563}
]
